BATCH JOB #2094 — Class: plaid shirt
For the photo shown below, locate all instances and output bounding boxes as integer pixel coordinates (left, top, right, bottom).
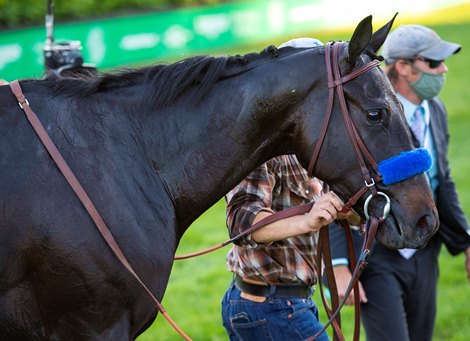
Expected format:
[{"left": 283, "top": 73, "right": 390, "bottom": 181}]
[{"left": 225, "top": 155, "right": 322, "bottom": 286}]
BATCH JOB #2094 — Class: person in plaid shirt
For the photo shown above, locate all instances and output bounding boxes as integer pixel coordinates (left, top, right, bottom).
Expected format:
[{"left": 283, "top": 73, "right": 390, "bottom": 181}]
[{"left": 221, "top": 153, "right": 354, "bottom": 341}]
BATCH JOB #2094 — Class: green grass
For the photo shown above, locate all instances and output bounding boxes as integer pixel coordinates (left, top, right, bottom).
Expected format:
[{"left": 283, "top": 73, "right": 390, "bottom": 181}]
[{"left": 137, "top": 20, "right": 470, "bottom": 340}]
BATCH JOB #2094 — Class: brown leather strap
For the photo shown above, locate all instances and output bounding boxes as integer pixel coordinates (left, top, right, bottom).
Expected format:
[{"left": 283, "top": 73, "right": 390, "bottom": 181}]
[
  {"left": 310, "top": 216, "right": 380, "bottom": 341},
  {"left": 341, "top": 220, "right": 361, "bottom": 341},
  {"left": 179, "top": 41, "right": 384, "bottom": 340},
  {"left": 307, "top": 43, "right": 335, "bottom": 177},
  {"left": 317, "top": 227, "right": 345, "bottom": 341},
  {"left": 331, "top": 44, "right": 375, "bottom": 189},
  {"left": 322, "top": 221, "right": 363, "bottom": 341},
  {"left": 308, "top": 43, "right": 380, "bottom": 181},
  {"left": 9, "top": 80, "right": 192, "bottom": 341},
  {"left": 177, "top": 41, "right": 383, "bottom": 263},
  {"left": 175, "top": 201, "right": 314, "bottom": 259},
  {"left": 342, "top": 173, "right": 382, "bottom": 212}
]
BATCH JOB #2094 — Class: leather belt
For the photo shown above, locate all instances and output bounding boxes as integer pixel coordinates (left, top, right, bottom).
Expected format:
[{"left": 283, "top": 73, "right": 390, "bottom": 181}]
[{"left": 234, "top": 275, "right": 313, "bottom": 298}]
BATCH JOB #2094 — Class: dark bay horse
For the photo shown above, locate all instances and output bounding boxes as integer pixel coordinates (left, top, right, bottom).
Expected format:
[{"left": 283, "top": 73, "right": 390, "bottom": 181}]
[{"left": 0, "top": 15, "right": 438, "bottom": 339}]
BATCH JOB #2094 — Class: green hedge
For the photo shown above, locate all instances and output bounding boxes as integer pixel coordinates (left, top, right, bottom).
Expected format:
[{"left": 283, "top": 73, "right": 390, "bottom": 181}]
[{"left": 0, "top": 0, "right": 233, "bottom": 28}]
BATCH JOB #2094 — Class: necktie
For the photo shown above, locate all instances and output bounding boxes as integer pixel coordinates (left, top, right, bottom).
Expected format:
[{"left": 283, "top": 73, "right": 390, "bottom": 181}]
[
  {"left": 399, "top": 106, "right": 425, "bottom": 260},
  {"left": 410, "top": 106, "right": 425, "bottom": 145}
]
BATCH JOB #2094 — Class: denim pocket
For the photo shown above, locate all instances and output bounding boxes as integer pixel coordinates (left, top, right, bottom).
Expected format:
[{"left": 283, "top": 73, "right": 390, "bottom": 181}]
[
  {"left": 288, "top": 298, "right": 316, "bottom": 318},
  {"left": 231, "top": 312, "right": 273, "bottom": 341},
  {"left": 286, "top": 299, "right": 329, "bottom": 341}
]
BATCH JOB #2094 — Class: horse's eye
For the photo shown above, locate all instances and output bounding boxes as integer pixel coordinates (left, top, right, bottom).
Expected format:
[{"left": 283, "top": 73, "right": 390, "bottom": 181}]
[{"left": 366, "top": 109, "right": 383, "bottom": 122}]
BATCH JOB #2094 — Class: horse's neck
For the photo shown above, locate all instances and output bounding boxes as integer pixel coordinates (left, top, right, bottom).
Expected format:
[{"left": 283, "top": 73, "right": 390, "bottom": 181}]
[
  {"left": 148, "top": 52, "right": 325, "bottom": 231},
  {"left": 156, "top": 105, "right": 288, "bottom": 229}
]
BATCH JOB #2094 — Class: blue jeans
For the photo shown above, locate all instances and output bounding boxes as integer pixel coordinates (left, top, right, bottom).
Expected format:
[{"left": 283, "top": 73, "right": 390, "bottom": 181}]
[{"left": 221, "top": 281, "right": 329, "bottom": 341}]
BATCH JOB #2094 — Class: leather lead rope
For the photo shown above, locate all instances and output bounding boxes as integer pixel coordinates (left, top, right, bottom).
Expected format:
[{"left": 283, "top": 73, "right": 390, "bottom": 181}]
[
  {"left": 309, "top": 216, "right": 381, "bottom": 341},
  {"left": 9, "top": 80, "right": 192, "bottom": 341},
  {"left": 317, "top": 227, "right": 345, "bottom": 341},
  {"left": 175, "top": 202, "right": 314, "bottom": 259}
]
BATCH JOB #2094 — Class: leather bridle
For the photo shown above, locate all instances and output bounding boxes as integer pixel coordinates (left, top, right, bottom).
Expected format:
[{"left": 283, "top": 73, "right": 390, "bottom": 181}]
[
  {"left": 9, "top": 41, "right": 390, "bottom": 340},
  {"left": 308, "top": 41, "right": 384, "bottom": 209}
]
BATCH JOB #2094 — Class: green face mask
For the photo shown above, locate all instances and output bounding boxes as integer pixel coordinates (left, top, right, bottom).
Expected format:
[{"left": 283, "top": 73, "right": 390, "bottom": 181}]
[{"left": 410, "top": 66, "right": 446, "bottom": 100}]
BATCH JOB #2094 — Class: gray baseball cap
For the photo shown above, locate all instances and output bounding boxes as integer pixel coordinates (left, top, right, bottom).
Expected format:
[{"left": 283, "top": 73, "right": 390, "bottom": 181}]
[{"left": 382, "top": 24, "right": 461, "bottom": 64}]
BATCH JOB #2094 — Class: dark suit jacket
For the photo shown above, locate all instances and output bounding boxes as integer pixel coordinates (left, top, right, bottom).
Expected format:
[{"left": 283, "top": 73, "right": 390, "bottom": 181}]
[{"left": 330, "top": 97, "right": 470, "bottom": 263}]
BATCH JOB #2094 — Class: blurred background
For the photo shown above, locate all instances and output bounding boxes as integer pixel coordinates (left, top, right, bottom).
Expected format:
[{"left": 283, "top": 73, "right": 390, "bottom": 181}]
[
  {"left": 2, "top": 0, "right": 470, "bottom": 340},
  {"left": 1, "top": 0, "right": 470, "bottom": 80}
]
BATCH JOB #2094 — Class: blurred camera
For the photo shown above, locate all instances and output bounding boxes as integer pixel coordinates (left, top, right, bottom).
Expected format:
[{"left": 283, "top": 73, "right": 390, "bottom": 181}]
[
  {"left": 44, "top": 40, "right": 84, "bottom": 70},
  {"left": 43, "top": 40, "right": 97, "bottom": 77}
]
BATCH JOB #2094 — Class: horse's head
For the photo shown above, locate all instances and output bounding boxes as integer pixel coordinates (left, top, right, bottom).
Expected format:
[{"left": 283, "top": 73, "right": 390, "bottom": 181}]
[{"left": 298, "top": 14, "right": 439, "bottom": 249}]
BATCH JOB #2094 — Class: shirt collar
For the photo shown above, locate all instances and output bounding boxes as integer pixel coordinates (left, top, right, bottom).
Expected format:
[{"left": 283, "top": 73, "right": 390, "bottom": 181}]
[{"left": 396, "top": 93, "right": 430, "bottom": 125}]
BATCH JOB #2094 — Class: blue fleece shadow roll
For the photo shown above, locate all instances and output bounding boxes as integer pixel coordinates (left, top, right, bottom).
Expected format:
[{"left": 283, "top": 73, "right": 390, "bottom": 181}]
[{"left": 378, "top": 148, "right": 432, "bottom": 185}]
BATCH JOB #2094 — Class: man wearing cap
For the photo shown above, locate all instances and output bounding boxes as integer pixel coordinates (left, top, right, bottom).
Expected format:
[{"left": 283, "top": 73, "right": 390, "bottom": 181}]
[{"left": 329, "top": 25, "right": 470, "bottom": 341}]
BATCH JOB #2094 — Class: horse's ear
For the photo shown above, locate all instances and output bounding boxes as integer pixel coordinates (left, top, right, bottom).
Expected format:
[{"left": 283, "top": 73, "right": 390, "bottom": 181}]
[
  {"left": 370, "top": 13, "right": 398, "bottom": 53},
  {"left": 348, "top": 15, "right": 373, "bottom": 63}
]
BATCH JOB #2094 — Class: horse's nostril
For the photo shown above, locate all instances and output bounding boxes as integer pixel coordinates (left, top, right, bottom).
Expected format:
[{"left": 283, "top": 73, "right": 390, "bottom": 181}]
[{"left": 417, "top": 216, "right": 429, "bottom": 229}]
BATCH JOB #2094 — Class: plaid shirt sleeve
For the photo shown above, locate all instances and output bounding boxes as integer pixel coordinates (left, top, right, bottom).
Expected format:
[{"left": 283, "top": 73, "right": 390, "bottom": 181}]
[{"left": 225, "top": 159, "right": 278, "bottom": 246}]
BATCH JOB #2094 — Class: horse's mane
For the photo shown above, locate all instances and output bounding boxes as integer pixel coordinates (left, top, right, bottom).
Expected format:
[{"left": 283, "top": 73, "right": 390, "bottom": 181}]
[{"left": 38, "top": 45, "right": 289, "bottom": 109}]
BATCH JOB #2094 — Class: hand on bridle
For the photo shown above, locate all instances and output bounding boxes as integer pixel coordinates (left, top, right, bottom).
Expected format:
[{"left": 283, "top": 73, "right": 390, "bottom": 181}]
[{"left": 308, "top": 191, "right": 351, "bottom": 230}]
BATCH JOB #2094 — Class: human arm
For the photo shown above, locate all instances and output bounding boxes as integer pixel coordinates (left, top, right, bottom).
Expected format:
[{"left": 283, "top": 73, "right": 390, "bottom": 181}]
[
  {"left": 225, "top": 156, "right": 354, "bottom": 245},
  {"left": 430, "top": 98, "right": 470, "bottom": 255},
  {"left": 435, "top": 164, "right": 470, "bottom": 255},
  {"left": 252, "top": 191, "right": 352, "bottom": 243},
  {"left": 225, "top": 159, "right": 276, "bottom": 246}
]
